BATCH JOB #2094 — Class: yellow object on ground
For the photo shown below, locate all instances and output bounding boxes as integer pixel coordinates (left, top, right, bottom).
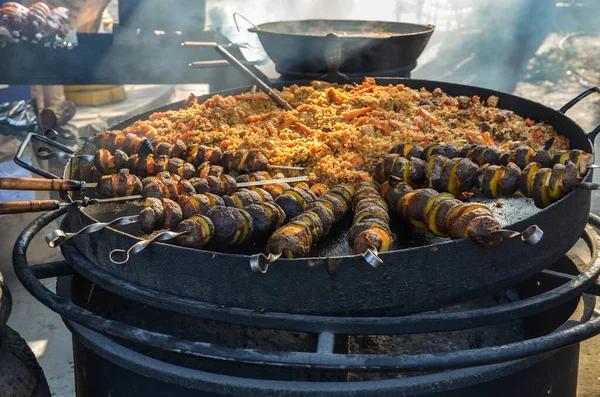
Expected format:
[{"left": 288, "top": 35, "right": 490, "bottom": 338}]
[{"left": 64, "top": 85, "right": 126, "bottom": 106}]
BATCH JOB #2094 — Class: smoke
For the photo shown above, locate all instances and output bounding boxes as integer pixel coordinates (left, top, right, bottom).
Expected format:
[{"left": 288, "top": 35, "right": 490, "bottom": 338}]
[{"left": 206, "top": 0, "right": 599, "bottom": 94}]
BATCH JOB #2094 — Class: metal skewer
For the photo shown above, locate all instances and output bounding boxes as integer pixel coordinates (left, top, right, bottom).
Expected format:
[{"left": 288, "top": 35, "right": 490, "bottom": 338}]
[
  {"left": 41, "top": 175, "right": 309, "bottom": 247},
  {"left": 214, "top": 45, "right": 294, "bottom": 111},
  {"left": 0, "top": 176, "right": 309, "bottom": 216}
]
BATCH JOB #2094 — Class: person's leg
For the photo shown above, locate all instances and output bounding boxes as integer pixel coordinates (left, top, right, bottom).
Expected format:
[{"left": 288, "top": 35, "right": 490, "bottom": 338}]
[{"left": 42, "top": 85, "right": 65, "bottom": 108}]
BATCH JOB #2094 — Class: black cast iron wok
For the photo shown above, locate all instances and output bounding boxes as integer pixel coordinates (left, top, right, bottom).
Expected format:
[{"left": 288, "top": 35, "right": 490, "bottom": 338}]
[
  {"left": 247, "top": 19, "right": 434, "bottom": 74},
  {"left": 58, "top": 78, "right": 597, "bottom": 315}
]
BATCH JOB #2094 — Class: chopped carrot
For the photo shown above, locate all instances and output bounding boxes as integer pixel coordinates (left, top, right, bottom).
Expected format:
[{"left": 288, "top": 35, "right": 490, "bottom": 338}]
[
  {"left": 363, "top": 77, "right": 376, "bottom": 87},
  {"left": 278, "top": 117, "right": 295, "bottom": 130},
  {"left": 351, "top": 156, "right": 365, "bottom": 169},
  {"left": 358, "top": 116, "right": 369, "bottom": 123},
  {"left": 342, "top": 107, "right": 373, "bottom": 122},
  {"left": 178, "top": 131, "right": 193, "bottom": 141},
  {"left": 357, "top": 172, "right": 371, "bottom": 181},
  {"left": 221, "top": 139, "right": 234, "bottom": 149},
  {"left": 413, "top": 115, "right": 425, "bottom": 130},
  {"left": 265, "top": 121, "right": 278, "bottom": 137},
  {"left": 472, "top": 95, "right": 480, "bottom": 105},
  {"left": 246, "top": 113, "right": 272, "bottom": 123},
  {"left": 532, "top": 129, "right": 543, "bottom": 139},
  {"left": 295, "top": 122, "right": 316, "bottom": 136},
  {"left": 235, "top": 93, "right": 269, "bottom": 101},
  {"left": 418, "top": 107, "right": 438, "bottom": 125},
  {"left": 248, "top": 125, "right": 259, "bottom": 132},
  {"left": 186, "top": 119, "right": 196, "bottom": 129},
  {"left": 298, "top": 104, "right": 317, "bottom": 112},
  {"left": 286, "top": 141, "right": 298, "bottom": 147},
  {"left": 373, "top": 120, "right": 392, "bottom": 136},
  {"left": 149, "top": 112, "right": 167, "bottom": 120},
  {"left": 482, "top": 131, "right": 495, "bottom": 146},
  {"left": 354, "top": 86, "right": 373, "bottom": 95},
  {"left": 327, "top": 88, "right": 344, "bottom": 104},
  {"left": 387, "top": 118, "right": 402, "bottom": 129},
  {"left": 310, "top": 144, "right": 329, "bottom": 154},
  {"left": 525, "top": 118, "right": 535, "bottom": 126}
]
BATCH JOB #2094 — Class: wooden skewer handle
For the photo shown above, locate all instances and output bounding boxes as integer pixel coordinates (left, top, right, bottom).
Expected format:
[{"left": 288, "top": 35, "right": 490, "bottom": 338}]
[
  {"left": 0, "top": 200, "right": 60, "bottom": 215},
  {"left": 0, "top": 177, "right": 84, "bottom": 191}
]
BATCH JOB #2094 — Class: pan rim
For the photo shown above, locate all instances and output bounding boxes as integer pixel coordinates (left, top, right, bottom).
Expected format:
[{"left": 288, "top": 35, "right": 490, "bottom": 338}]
[{"left": 248, "top": 19, "right": 436, "bottom": 38}]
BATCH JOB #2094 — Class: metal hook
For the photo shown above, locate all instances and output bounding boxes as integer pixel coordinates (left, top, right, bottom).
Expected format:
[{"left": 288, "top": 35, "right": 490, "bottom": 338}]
[
  {"left": 233, "top": 12, "right": 259, "bottom": 32},
  {"left": 249, "top": 252, "right": 281, "bottom": 273},
  {"left": 43, "top": 128, "right": 76, "bottom": 141},
  {"left": 361, "top": 246, "right": 384, "bottom": 268},
  {"left": 45, "top": 215, "right": 140, "bottom": 248},
  {"left": 496, "top": 225, "right": 543, "bottom": 245},
  {"left": 109, "top": 230, "right": 188, "bottom": 265},
  {"left": 36, "top": 146, "right": 94, "bottom": 162}
]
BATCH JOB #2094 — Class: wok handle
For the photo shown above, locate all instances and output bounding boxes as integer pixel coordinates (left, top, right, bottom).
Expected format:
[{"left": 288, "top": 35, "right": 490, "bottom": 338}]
[
  {"left": 0, "top": 177, "right": 85, "bottom": 191},
  {"left": 559, "top": 87, "right": 600, "bottom": 143},
  {"left": 0, "top": 200, "right": 60, "bottom": 215},
  {"left": 233, "top": 12, "right": 259, "bottom": 32}
]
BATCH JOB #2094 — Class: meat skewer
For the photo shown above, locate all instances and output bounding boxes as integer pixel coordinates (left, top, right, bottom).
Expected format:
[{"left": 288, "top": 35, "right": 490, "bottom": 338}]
[
  {"left": 379, "top": 178, "right": 543, "bottom": 248},
  {"left": 373, "top": 143, "right": 594, "bottom": 175},
  {"left": 347, "top": 180, "right": 393, "bottom": 267},
  {"left": 266, "top": 184, "right": 355, "bottom": 259},
  {"left": 107, "top": 179, "right": 329, "bottom": 264},
  {"left": 46, "top": 176, "right": 293, "bottom": 251},
  {"left": 93, "top": 131, "right": 304, "bottom": 172},
  {"left": 0, "top": 171, "right": 308, "bottom": 215},
  {"left": 371, "top": 154, "right": 587, "bottom": 208}
]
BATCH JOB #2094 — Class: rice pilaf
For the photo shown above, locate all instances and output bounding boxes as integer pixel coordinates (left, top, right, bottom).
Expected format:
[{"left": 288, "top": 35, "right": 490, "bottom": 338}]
[{"left": 121, "top": 77, "right": 568, "bottom": 185}]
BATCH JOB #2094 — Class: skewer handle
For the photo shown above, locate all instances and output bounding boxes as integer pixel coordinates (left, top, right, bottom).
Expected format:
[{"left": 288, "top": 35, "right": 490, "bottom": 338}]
[
  {"left": 0, "top": 177, "right": 85, "bottom": 191},
  {"left": 0, "top": 200, "right": 60, "bottom": 214}
]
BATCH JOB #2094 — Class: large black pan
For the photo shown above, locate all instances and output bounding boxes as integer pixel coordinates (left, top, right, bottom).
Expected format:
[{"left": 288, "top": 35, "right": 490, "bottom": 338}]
[
  {"left": 247, "top": 20, "right": 434, "bottom": 74},
  {"left": 59, "top": 78, "right": 597, "bottom": 315}
]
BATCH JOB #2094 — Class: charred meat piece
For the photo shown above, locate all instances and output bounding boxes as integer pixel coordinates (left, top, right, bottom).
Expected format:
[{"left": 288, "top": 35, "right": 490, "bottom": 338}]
[
  {"left": 94, "top": 148, "right": 128, "bottom": 174},
  {"left": 245, "top": 202, "right": 286, "bottom": 234},
  {"left": 206, "top": 206, "right": 250, "bottom": 245},
  {"left": 253, "top": 187, "right": 274, "bottom": 202},
  {"left": 329, "top": 184, "right": 355, "bottom": 207},
  {"left": 176, "top": 215, "right": 215, "bottom": 249},
  {"left": 424, "top": 197, "right": 462, "bottom": 237},
  {"left": 97, "top": 169, "right": 142, "bottom": 198},
  {"left": 274, "top": 187, "right": 315, "bottom": 219},
  {"left": 139, "top": 197, "right": 166, "bottom": 233},
  {"left": 305, "top": 201, "right": 334, "bottom": 234},
  {"left": 399, "top": 188, "right": 437, "bottom": 229},
  {"left": 347, "top": 218, "right": 392, "bottom": 246},
  {"left": 313, "top": 195, "right": 346, "bottom": 223},
  {"left": 293, "top": 211, "right": 324, "bottom": 242},
  {"left": 519, "top": 162, "right": 542, "bottom": 198},
  {"left": 266, "top": 223, "right": 312, "bottom": 259},
  {"left": 205, "top": 175, "right": 237, "bottom": 196},
  {"left": 380, "top": 179, "right": 414, "bottom": 214},
  {"left": 449, "top": 207, "right": 494, "bottom": 240},
  {"left": 224, "top": 190, "right": 257, "bottom": 209},
  {"left": 353, "top": 227, "right": 392, "bottom": 255},
  {"left": 389, "top": 143, "right": 424, "bottom": 159}
]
